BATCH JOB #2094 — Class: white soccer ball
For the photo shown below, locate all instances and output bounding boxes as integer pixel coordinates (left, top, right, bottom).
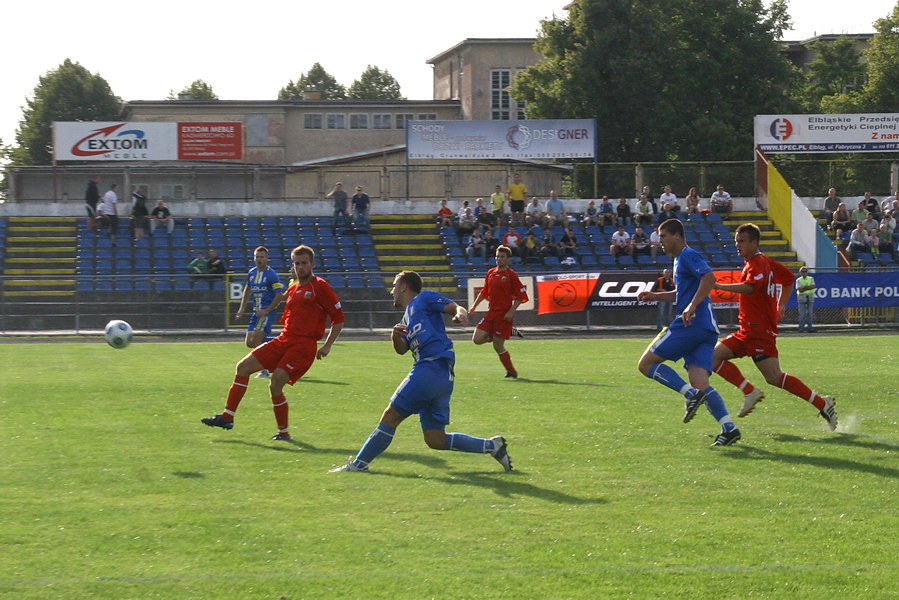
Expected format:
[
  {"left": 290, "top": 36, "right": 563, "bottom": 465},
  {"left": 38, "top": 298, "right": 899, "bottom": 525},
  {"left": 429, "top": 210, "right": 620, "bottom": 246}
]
[{"left": 104, "top": 320, "right": 134, "bottom": 349}]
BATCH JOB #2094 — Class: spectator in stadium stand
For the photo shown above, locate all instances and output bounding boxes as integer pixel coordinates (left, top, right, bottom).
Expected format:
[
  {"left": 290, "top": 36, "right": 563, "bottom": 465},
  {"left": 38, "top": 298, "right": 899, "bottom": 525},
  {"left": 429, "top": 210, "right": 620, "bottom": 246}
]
[
  {"left": 502, "top": 228, "right": 523, "bottom": 258},
  {"left": 881, "top": 210, "right": 897, "bottom": 244},
  {"left": 187, "top": 251, "right": 209, "bottom": 279},
  {"left": 543, "top": 190, "right": 567, "bottom": 227},
  {"left": 710, "top": 184, "right": 733, "bottom": 215},
  {"left": 599, "top": 195, "right": 617, "bottom": 226},
  {"left": 206, "top": 249, "right": 227, "bottom": 279},
  {"left": 631, "top": 226, "right": 651, "bottom": 256},
  {"left": 655, "top": 268, "right": 675, "bottom": 331},
  {"left": 559, "top": 228, "right": 578, "bottom": 258},
  {"left": 633, "top": 194, "right": 655, "bottom": 227},
  {"left": 863, "top": 192, "right": 881, "bottom": 220},
  {"left": 795, "top": 266, "right": 816, "bottom": 333},
  {"left": 466, "top": 229, "right": 486, "bottom": 263},
  {"left": 540, "top": 227, "right": 560, "bottom": 258},
  {"left": 658, "top": 202, "right": 678, "bottom": 222},
  {"left": 84, "top": 175, "right": 100, "bottom": 231},
  {"left": 610, "top": 225, "right": 633, "bottom": 258},
  {"left": 850, "top": 201, "right": 869, "bottom": 227},
  {"left": 881, "top": 193, "right": 899, "bottom": 216},
  {"left": 616, "top": 197, "right": 632, "bottom": 227},
  {"left": 506, "top": 173, "right": 528, "bottom": 228},
  {"left": 97, "top": 183, "right": 119, "bottom": 243},
  {"left": 649, "top": 225, "right": 662, "bottom": 260},
  {"left": 456, "top": 206, "right": 477, "bottom": 244},
  {"left": 583, "top": 199, "right": 600, "bottom": 227},
  {"left": 685, "top": 187, "right": 702, "bottom": 215},
  {"left": 457, "top": 199, "right": 470, "bottom": 219},
  {"left": 476, "top": 197, "right": 498, "bottom": 232},
  {"left": 483, "top": 228, "right": 500, "bottom": 258},
  {"left": 490, "top": 185, "right": 505, "bottom": 223},
  {"left": 831, "top": 203, "right": 852, "bottom": 237},
  {"left": 641, "top": 185, "right": 658, "bottom": 213},
  {"left": 437, "top": 199, "right": 454, "bottom": 227},
  {"left": 150, "top": 200, "right": 175, "bottom": 235},
  {"left": 525, "top": 196, "right": 543, "bottom": 229},
  {"left": 822, "top": 187, "right": 841, "bottom": 224},
  {"left": 847, "top": 223, "right": 871, "bottom": 259},
  {"left": 351, "top": 185, "right": 370, "bottom": 229},
  {"left": 877, "top": 224, "right": 896, "bottom": 259},
  {"left": 130, "top": 186, "right": 149, "bottom": 242},
  {"left": 523, "top": 230, "right": 539, "bottom": 262},
  {"left": 473, "top": 197, "right": 487, "bottom": 219},
  {"left": 862, "top": 212, "right": 880, "bottom": 237},
  {"left": 326, "top": 182, "right": 349, "bottom": 231},
  {"left": 659, "top": 185, "right": 680, "bottom": 213}
]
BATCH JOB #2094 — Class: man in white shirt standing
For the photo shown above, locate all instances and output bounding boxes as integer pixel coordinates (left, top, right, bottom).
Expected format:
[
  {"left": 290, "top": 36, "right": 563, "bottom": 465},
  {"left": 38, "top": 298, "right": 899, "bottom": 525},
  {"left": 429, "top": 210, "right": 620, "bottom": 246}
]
[
  {"left": 98, "top": 183, "right": 119, "bottom": 243},
  {"left": 710, "top": 184, "right": 732, "bottom": 215}
]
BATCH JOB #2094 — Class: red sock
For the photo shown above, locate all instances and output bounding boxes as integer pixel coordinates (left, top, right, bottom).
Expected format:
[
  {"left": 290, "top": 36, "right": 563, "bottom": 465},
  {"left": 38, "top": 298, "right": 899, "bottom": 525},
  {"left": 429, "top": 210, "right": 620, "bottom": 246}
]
[
  {"left": 271, "top": 393, "right": 289, "bottom": 433},
  {"left": 777, "top": 373, "right": 825, "bottom": 410},
  {"left": 498, "top": 350, "right": 516, "bottom": 375},
  {"left": 223, "top": 375, "right": 250, "bottom": 420},
  {"left": 714, "top": 361, "right": 756, "bottom": 395}
]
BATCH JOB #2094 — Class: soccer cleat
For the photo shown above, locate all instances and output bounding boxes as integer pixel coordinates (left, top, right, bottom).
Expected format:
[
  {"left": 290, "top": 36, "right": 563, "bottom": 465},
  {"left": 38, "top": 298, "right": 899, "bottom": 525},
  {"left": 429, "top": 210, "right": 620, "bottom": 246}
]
[
  {"left": 711, "top": 428, "right": 742, "bottom": 447},
  {"left": 489, "top": 435, "right": 513, "bottom": 471},
  {"left": 683, "top": 390, "right": 707, "bottom": 423},
  {"left": 738, "top": 388, "right": 765, "bottom": 418},
  {"left": 201, "top": 414, "right": 233, "bottom": 430},
  {"left": 819, "top": 395, "right": 838, "bottom": 431},
  {"left": 256, "top": 370, "right": 271, "bottom": 378},
  {"left": 271, "top": 432, "right": 293, "bottom": 442},
  {"left": 512, "top": 328, "right": 525, "bottom": 339},
  {"left": 329, "top": 461, "right": 368, "bottom": 473},
  {"left": 505, "top": 371, "right": 518, "bottom": 379}
]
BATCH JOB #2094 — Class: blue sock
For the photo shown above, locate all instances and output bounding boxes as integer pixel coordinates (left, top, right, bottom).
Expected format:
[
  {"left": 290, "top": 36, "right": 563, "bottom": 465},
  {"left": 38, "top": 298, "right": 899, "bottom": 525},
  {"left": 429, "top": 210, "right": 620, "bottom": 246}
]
[
  {"left": 354, "top": 423, "right": 396, "bottom": 468},
  {"left": 702, "top": 387, "right": 737, "bottom": 432},
  {"left": 263, "top": 336, "right": 275, "bottom": 344},
  {"left": 646, "top": 363, "right": 696, "bottom": 398},
  {"left": 444, "top": 432, "right": 493, "bottom": 453}
]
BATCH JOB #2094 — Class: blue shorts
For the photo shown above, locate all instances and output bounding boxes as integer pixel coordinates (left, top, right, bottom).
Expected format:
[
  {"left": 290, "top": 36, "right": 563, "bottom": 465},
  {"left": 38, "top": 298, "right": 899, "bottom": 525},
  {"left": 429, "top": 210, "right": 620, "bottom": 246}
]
[
  {"left": 649, "top": 326, "right": 717, "bottom": 373},
  {"left": 247, "top": 311, "right": 277, "bottom": 335},
  {"left": 390, "top": 357, "right": 454, "bottom": 432}
]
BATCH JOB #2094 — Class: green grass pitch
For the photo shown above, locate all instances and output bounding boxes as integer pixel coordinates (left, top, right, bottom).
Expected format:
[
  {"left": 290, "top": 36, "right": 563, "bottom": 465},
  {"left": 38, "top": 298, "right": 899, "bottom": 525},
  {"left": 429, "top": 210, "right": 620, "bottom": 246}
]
[{"left": 1, "top": 334, "right": 897, "bottom": 599}]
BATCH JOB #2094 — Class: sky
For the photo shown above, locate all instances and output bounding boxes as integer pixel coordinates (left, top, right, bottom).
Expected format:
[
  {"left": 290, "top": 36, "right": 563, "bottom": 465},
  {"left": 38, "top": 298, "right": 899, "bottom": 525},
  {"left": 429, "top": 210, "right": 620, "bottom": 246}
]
[{"left": 2, "top": 0, "right": 894, "bottom": 152}]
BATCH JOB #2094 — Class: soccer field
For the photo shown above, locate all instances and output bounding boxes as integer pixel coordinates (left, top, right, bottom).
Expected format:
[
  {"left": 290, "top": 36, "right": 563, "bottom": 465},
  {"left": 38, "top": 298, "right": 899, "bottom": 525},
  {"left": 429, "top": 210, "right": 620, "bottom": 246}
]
[{"left": 1, "top": 335, "right": 897, "bottom": 599}]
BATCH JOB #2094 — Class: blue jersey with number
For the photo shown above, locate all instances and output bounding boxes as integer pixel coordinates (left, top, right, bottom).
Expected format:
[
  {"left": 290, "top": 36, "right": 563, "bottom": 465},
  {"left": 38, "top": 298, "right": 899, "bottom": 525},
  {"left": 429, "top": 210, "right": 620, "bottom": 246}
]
[
  {"left": 670, "top": 245, "right": 719, "bottom": 334},
  {"left": 401, "top": 290, "right": 455, "bottom": 364},
  {"left": 245, "top": 267, "right": 283, "bottom": 311}
]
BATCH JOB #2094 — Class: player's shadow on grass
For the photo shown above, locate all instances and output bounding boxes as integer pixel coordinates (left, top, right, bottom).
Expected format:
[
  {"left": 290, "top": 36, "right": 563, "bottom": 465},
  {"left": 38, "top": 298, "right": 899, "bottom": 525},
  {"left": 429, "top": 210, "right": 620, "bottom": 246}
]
[
  {"left": 773, "top": 432, "right": 899, "bottom": 454},
  {"left": 725, "top": 443, "right": 898, "bottom": 480},
  {"left": 215, "top": 438, "right": 357, "bottom": 457},
  {"left": 378, "top": 470, "right": 605, "bottom": 505},
  {"left": 508, "top": 377, "right": 610, "bottom": 388},
  {"left": 298, "top": 378, "right": 350, "bottom": 385}
]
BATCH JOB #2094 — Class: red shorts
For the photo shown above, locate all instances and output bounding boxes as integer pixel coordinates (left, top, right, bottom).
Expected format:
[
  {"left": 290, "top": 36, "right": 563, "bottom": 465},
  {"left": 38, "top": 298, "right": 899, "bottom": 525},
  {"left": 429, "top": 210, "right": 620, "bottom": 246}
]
[
  {"left": 721, "top": 328, "right": 779, "bottom": 359},
  {"left": 476, "top": 314, "right": 513, "bottom": 340},
  {"left": 252, "top": 336, "right": 317, "bottom": 384}
]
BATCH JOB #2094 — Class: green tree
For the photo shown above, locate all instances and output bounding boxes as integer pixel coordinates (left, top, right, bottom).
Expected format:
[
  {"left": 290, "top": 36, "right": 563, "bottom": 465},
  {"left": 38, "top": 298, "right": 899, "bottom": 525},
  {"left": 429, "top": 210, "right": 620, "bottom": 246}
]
[
  {"left": 859, "top": 2, "right": 899, "bottom": 112},
  {"left": 12, "top": 59, "right": 121, "bottom": 165},
  {"left": 347, "top": 65, "right": 404, "bottom": 100},
  {"left": 167, "top": 79, "right": 219, "bottom": 100},
  {"left": 278, "top": 63, "right": 347, "bottom": 100},
  {"left": 511, "top": 0, "right": 796, "bottom": 163}
]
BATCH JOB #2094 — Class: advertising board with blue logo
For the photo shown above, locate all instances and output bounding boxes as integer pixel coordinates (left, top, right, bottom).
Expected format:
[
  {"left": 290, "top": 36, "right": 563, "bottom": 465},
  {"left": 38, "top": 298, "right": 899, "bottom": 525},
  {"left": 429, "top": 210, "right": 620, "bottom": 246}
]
[
  {"left": 754, "top": 113, "right": 899, "bottom": 154},
  {"left": 406, "top": 119, "right": 596, "bottom": 160}
]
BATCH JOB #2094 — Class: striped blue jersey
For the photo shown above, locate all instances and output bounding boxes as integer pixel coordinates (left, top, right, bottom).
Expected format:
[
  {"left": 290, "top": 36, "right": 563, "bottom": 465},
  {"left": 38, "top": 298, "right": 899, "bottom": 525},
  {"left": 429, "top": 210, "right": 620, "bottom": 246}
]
[
  {"left": 245, "top": 266, "right": 284, "bottom": 311},
  {"left": 670, "top": 245, "right": 719, "bottom": 334},
  {"left": 401, "top": 290, "right": 455, "bottom": 364}
]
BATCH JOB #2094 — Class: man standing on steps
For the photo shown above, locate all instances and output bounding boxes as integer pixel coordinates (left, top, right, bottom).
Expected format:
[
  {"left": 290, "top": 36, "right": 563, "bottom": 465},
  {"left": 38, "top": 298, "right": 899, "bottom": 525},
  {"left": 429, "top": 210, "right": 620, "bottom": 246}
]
[{"left": 84, "top": 176, "right": 100, "bottom": 231}]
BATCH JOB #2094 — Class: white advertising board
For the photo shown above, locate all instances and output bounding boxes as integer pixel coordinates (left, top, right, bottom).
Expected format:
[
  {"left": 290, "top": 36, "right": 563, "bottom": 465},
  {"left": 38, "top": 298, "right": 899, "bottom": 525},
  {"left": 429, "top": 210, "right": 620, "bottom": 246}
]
[{"left": 754, "top": 114, "right": 899, "bottom": 154}]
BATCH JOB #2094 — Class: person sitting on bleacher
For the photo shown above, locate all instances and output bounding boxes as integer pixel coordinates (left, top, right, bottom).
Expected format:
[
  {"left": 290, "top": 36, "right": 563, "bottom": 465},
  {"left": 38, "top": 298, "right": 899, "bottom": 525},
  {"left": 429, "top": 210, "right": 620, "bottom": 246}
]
[
  {"left": 616, "top": 197, "right": 632, "bottom": 227},
  {"left": 502, "top": 229, "right": 523, "bottom": 258},
  {"left": 559, "top": 228, "right": 577, "bottom": 257},
  {"left": 542, "top": 190, "right": 567, "bottom": 228},
  {"left": 583, "top": 199, "right": 600, "bottom": 227},
  {"left": 456, "top": 206, "right": 477, "bottom": 243},
  {"left": 610, "top": 225, "right": 633, "bottom": 258},
  {"left": 630, "top": 226, "right": 651, "bottom": 256},
  {"left": 599, "top": 196, "right": 617, "bottom": 226},
  {"left": 847, "top": 223, "right": 871, "bottom": 259},
  {"left": 876, "top": 224, "right": 896, "bottom": 259},
  {"left": 710, "top": 184, "right": 732, "bottom": 215},
  {"left": 466, "top": 229, "right": 486, "bottom": 263},
  {"left": 850, "top": 201, "right": 869, "bottom": 228},
  {"left": 881, "top": 210, "right": 897, "bottom": 244},
  {"left": 188, "top": 251, "right": 209, "bottom": 279},
  {"left": 831, "top": 203, "right": 852, "bottom": 238},
  {"left": 633, "top": 194, "right": 655, "bottom": 227}
]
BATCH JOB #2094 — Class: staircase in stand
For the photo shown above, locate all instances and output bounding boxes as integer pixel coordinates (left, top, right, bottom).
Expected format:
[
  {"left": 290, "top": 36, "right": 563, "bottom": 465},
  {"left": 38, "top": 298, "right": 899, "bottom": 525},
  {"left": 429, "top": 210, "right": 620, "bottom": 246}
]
[
  {"left": 722, "top": 211, "right": 801, "bottom": 268},
  {"left": 369, "top": 215, "right": 456, "bottom": 292},
  {"left": 2, "top": 217, "right": 78, "bottom": 299}
]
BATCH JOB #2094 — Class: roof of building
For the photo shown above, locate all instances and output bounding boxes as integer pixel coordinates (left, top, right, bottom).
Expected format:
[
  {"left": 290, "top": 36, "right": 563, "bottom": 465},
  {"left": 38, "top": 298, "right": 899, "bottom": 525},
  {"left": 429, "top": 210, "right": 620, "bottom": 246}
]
[{"left": 426, "top": 38, "right": 538, "bottom": 64}]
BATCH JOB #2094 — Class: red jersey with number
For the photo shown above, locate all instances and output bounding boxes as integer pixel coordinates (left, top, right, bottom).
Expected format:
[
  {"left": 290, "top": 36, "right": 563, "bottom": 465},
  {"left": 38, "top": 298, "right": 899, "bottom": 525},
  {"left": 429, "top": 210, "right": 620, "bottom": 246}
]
[
  {"left": 738, "top": 253, "right": 795, "bottom": 334},
  {"left": 483, "top": 267, "right": 528, "bottom": 316},
  {"left": 280, "top": 276, "right": 345, "bottom": 340}
]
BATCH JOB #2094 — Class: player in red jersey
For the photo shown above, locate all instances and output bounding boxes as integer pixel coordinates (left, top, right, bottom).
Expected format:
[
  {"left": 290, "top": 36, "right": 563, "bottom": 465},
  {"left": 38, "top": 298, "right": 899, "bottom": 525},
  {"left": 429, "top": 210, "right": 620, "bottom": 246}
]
[
  {"left": 711, "top": 224, "right": 837, "bottom": 430},
  {"left": 202, "top": 245, "right": 346, "bottom": 440},
  {"left": 469, "top": 245, "right": 528, "bottom": 378}
]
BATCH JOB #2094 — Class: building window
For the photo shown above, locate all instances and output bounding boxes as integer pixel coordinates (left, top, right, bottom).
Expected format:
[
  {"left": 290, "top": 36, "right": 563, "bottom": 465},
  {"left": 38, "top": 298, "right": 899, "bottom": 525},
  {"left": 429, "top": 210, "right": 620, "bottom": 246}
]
[
  {"left": 159, "top": 184, "right": 184, "bottom": 201},
  {"left": 417, "top": 113, "right": 437, "bottom": 120},
  {"left": 395, "top": 113, "right": 414, "bottom": 129},
  {"left": 491, "top": 69, "right": 512, "bottom": 120},
  {"left": 304, "top": 113, "right": 323, "bottom": 129},
  {"left": 373, "top": 114, "right": 392, "bottom": 129},
  {"left": 349, "top": 113, "right": 369, "bottom": 129},
  {"left": 327, "top": 114, "right": 346, "bottom": 129}
]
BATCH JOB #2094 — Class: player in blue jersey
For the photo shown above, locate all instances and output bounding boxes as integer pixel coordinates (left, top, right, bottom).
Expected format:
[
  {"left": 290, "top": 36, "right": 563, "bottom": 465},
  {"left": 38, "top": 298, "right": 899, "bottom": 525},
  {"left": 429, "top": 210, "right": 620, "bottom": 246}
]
[
  {"left": 330, "top": 270, "right": 512, "bottom": 472},
  {"left": 235, "top": 246, "right": 284, "bottom": 378},
  {"left": 636, "top": 219, "right": 740, "bottom": 446}
]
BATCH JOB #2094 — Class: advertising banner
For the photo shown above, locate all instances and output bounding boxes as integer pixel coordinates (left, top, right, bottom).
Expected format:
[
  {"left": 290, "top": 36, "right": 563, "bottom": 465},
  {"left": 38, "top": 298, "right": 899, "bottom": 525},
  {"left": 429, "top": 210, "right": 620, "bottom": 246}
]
[
  {"left": 783, "top": 271, "right": 899, "bottom": 308},
  {"left": 754, "top": 113, "right": 899, "bottom": 154},
  {"left": 53, "top": 121, "right": 243, "bottom": 161},
  {"left": 466, "top": 276, "right": 535, "bottom": 312},
  {"left": 406, "top": 119, "right": 596, "bottom": 160}
]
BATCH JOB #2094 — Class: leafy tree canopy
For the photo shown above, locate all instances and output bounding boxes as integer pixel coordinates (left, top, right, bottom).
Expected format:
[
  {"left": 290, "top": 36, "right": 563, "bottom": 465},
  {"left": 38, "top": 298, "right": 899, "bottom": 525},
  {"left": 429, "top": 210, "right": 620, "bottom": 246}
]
[
  {"left": 13, "top": 58, "right": 121, "bottom": 165},
  {"left": 511, "top": 0, "right": 797, "bottom": 162},
  {"left": 167, "top": 79, "right": 219, "bottom": 100},
  {"left": 348, "top": 65, "right": 404, "bottom": 100},
  {"left": 279, "top": 63, "right": 347, "bottom": 100}
]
